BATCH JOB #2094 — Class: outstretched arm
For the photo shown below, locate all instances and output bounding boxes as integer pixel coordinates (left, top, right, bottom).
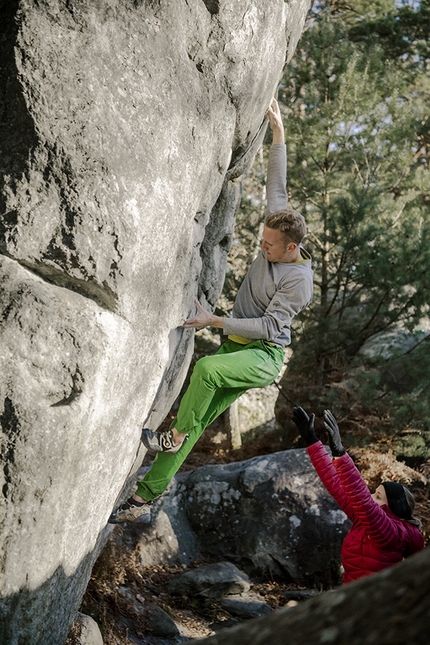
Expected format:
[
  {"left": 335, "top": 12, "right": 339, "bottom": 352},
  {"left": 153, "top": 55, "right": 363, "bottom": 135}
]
[
  {"left": 324, "top": 409, "right": 410, "bottom": 546},
  {"left": 183, "top": 98, "right": 288, "bottom": 332},
  {"left": 265, "top": 98, "right": 287, "bottom": 214},
  {"left": 306, "top": 442, "right": 355, "bottom": 521}
]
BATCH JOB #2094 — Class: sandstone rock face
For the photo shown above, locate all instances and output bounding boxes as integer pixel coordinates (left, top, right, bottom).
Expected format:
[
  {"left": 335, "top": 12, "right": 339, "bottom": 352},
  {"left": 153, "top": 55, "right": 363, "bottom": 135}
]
[{"left": 0, "top": 1, "right": 310, "bottom": 643}]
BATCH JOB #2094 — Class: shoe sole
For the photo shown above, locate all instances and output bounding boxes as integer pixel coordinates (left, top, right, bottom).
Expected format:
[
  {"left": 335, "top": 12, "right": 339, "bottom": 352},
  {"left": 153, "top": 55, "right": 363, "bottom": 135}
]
[
  {"left": 108, "top": 501, "right": 152, "bottom": 524},
  {"left": 141, "top": 429, "right": 189, "bottom": 453},
  {"left": 141, "top": 429, "right": 183, "bottom": 453}
]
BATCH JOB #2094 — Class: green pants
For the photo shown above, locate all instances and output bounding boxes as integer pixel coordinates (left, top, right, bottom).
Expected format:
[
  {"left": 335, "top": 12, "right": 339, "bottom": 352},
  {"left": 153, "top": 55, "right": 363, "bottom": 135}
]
[{"left": 135, "top": 339, "right": 284, "bottom": 501}]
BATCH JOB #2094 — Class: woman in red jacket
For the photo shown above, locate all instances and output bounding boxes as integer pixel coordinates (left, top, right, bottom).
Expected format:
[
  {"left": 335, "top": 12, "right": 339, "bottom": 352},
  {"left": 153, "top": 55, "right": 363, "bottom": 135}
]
[{"left": 292, "top": 407, "right": 424, "bottom": 584}]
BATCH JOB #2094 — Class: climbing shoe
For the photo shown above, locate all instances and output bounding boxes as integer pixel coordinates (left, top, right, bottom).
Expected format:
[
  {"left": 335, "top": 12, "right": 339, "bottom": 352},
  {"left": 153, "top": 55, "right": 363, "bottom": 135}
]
[
  {"left": 141, "top": 428, "right": 189, "bottom": 453},
  {"left": 108, "top": 497, "right": 152, "bottom": 524}
]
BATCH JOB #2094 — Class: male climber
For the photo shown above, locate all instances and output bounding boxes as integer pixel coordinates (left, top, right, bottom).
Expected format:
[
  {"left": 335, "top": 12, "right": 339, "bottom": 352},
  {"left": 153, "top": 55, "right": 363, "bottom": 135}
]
[{"left": 109, "top": 98, "right": 313, "bottom": 523}]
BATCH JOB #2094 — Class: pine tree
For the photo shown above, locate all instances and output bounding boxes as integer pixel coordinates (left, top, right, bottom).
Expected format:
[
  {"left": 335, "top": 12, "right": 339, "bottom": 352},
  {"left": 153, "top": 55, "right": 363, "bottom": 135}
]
[
  {"left": 223, "top": 1, "right": 430, "bottom": 453},
  {"left": 279, "top": 0, "right": 430, "bottom": 389}
]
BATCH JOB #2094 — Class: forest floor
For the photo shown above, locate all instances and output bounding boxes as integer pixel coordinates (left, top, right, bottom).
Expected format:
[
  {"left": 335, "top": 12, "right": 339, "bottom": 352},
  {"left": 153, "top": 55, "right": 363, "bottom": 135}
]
[{"left": 74, "top": 411, "right": 430, "bottom": 645}]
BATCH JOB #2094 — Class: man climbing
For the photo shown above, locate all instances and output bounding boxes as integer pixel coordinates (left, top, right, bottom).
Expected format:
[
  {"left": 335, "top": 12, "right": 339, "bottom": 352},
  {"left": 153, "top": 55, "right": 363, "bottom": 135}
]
[{"left": 109, "top": 98, "right": 313, "bottom": 523}]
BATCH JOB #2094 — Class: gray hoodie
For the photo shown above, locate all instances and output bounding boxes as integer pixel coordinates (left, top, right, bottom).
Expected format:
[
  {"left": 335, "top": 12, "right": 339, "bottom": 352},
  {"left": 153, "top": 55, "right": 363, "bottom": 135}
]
[{"left": 222, "top": 144, "right": 313, "bottom": 348}]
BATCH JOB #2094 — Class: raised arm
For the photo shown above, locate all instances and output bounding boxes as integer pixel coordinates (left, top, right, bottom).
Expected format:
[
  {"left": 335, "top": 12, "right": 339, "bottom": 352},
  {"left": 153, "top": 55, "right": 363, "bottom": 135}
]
[
  {"left": 265, "top": 98, "right": 288, "bottom": 214},
  {"left": 306, "top": 442, "right": 355, "bottom": 520},
  {"left": 292, "top": 407, "right": 355, "bottom": 520},
  {"left": 324, "top": 410, "right": 406, "bottom": 548},
  {"left": 183, "top": 98, "right": 289, "bottom": 333}
]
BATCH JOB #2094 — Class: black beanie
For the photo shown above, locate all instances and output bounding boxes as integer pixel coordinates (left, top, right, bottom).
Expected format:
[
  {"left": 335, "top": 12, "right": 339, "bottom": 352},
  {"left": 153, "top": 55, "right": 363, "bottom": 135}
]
[{"left": 381, "top": 482, "right": 411, "bottom": 520}]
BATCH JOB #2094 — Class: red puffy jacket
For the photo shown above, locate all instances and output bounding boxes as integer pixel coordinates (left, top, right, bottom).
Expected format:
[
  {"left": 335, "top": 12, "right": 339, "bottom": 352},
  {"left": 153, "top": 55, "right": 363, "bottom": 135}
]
[{"left": 307, "top": 441, "right": 424, "bottom": 583}]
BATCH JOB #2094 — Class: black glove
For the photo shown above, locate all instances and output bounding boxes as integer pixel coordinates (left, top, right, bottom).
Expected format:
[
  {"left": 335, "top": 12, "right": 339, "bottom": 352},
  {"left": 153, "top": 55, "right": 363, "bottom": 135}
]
[
  {"left": 292, "top": 407, "right": 318, "bottom": 447},
  {"left": 323, "top": 410, "right": 346, "bottom": 456}
]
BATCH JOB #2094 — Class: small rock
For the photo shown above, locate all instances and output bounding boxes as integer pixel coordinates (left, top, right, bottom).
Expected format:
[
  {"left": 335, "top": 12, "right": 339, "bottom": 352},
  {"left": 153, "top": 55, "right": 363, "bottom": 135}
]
[
  {"left": 168, "top": 562, "right": 250, "bottom": 599},
  {"left": 144, "top": 602, "right": 179, "bottom": 638},
  {"left": 118, "top": 586, "right": 145, "bottom": 615},
  {"left": 72, "top": 612, "right": 103, "bottom": 645},
  {"left": 220, "top": 592, "right": 273, "bottom": 618}
]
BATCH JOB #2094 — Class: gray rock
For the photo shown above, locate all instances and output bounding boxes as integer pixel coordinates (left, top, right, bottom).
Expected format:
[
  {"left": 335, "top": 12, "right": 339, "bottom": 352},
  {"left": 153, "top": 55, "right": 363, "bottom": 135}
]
[
  {"left": 168, "top": 562, "right": 250, "bottom": 599},
  {"left": 110, "top": 449, "right": 349, "bottom": 588},
  {"left": 0, "top": 1, "right": 311, "bottom": 642},
  {"left": 143, "top": 603, "right": 180, "bottom": 639},
  {"left": 183, "top": 449, "right": 349, "bottom": 586},
  {"left": 111, "top": 473, "right": 200, "bottom": 568},
  {"left": 71, "top": 613, "right": 103, "bottom": 645},
  {"left": 220, "top": 593, "right": 273, "bottom": 619},
  {"left": 359, "top": 327, "right": 430, "bottom": 360},
  {"left": 116, "top": 589, "right": 180, "bottom": 641},
  {"left": 183, "top": 544, "right": 430, "bottom": 645},
  {"left": 117, "top": 586, "right": 146, "bottom": 617}
]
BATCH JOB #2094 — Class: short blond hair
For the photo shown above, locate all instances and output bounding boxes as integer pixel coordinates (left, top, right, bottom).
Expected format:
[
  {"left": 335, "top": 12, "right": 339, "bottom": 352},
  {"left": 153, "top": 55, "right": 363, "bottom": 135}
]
[{"left": 265, "top": 209, "right": 306, "bottom": 245}]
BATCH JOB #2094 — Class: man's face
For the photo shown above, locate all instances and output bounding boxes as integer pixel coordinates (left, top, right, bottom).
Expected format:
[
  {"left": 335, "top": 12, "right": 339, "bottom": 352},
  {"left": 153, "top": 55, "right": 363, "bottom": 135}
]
[{"left": 261, "top": 226, "right": 296, "bottom": 263}]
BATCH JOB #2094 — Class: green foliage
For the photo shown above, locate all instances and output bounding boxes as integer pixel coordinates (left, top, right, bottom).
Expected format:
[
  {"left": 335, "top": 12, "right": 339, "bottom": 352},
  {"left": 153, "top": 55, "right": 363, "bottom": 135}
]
[
  {"left": 280, "top": 0, "right": 430, "bottom": 386},
  {"left": 222, "top": 0, "right": 430, "bottom": 455},
  {"left": 317, "top": 332, "right": 430, "bottom": 457},
  {"left": 349, "top": 0, "right": 430, "bottom": 68},
  {"left": 359, "top": 335, "right": 430, "bottom": 456}
]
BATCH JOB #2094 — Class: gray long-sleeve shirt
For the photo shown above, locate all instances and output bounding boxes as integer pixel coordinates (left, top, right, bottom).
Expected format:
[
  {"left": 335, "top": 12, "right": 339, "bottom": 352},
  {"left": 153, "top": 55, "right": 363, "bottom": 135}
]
[{"left": 222, "top": 144, "right": 313, "bottom": 348}]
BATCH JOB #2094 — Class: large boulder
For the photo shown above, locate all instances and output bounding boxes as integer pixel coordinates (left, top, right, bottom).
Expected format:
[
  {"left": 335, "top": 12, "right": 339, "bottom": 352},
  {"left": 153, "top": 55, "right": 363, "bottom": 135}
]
[
  {"left": 183, "top": 449, "right": 349, "bottom": 586},
  {"left": 168, "top": 561, "right": 251, "bottom": 600},
  {"left": 0, "top": 1, "right": 311, "bottom": 643},
  {"left": 113, "top": 449, "right": 350, "bottom": 587}
]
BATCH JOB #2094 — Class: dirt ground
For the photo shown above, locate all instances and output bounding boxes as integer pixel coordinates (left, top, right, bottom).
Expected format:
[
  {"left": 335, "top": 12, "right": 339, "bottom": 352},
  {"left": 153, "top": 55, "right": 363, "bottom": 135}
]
[{"left": 79, "top": 548, "right": 307, "bottom": 645}]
